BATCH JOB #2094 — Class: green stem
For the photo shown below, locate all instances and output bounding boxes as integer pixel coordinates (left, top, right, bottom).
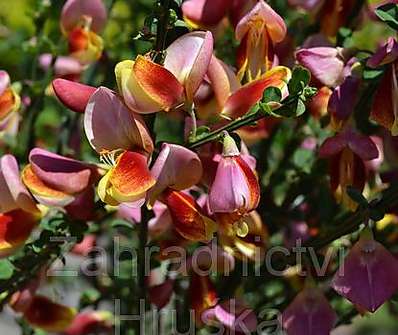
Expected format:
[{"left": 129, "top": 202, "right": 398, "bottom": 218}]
[{"left": 188, "top": 108, "right": 270, "bottom": 149}]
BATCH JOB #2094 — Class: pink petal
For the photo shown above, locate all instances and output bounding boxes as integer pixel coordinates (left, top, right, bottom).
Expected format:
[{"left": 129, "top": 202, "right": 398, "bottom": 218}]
[
  {"left": 148, "top": 143, "right": 202, "bottom": 205},
  {"left": 164, "top": 31, "right": 214, "bottom": 101},
  {"left": 29, "top": 148, "right": 93, "bottom": 194},
  {"left": 365, "top": 136, "right": 384, "bottom": 172},
  {"left": 214, "top": 299, "right": 257, "bottom": 332},
  {"left": 235, "top": 0, "right": 286, "bottom": 43},
  {"left": 52, "top": 79, "right": 97, "bottom": 113},
  {"left": 367, "top": 37, "right": 398, "bottom": 68},
  {"left": 208, "top": 156, "right": 251, "bottom": 213},
  {"left": 0, "top": 155, "right": 37, "bottom": 213},
  {"left": 61, "top": 0, "right": 107, "bottom": 33},
  {"left": 332, "top": 235, "right": 398, "bottom": 312},
  {"left": 148, "top": 202, "right": 173, "bottom": 239},
  {"left": 296, "top": 47, "right": 345, "bottom": 87},
  {"left": 84, "top": 87, "right": 154, "bottom": 154},
  {"left": 182, "top": 0, "right": 230, "bottom": 26},
  {"left": 0, "top": 70, "right": 10, "bottom": 96},
  {"left": 39, "top": 54, "right": 84, "bottom": 77},
  {"left": 282, "top": 287, "right": 337, "bottom": 335}
]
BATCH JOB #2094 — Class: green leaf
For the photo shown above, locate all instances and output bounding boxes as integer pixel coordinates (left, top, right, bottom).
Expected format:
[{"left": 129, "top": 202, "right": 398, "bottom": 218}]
[
  {"left": 263, "top": 86, "right": 282, "bottom": 103},
  {"left": 375, "top": 3, "right": 398, "bottom": 30},
  {"left": 273, "top": 99, "right": 306, "bottom": 118},
  {"left": 0, "top": 259, "right": 15, "bottom": 280},
  {"left": 288, "top": 66, "right": 311, "bottom": 95},
  {"left": 362, "top": 67, "right": 385, "bottom": 81}
]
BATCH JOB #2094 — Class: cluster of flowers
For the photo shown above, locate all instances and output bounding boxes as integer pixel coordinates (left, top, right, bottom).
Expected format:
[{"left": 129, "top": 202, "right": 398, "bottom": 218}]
[{"left": 2, "top": 0, "right": 398, "bottom": 334}]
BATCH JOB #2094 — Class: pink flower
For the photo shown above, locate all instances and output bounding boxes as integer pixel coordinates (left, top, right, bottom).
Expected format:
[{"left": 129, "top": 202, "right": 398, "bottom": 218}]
[
  {"left": 84, "top": 86, "right": 154, "bottom": 154},
  {"left": 0, "top": 70, "right": 21, "bottom": 138},
  {"left": 148, "top": 143, "right": 202, "bottom": 206},
  {"left": 332, "top": 229, "right": 398, "bottom": 312},
  {"left": 21, "top": 148, "right": 98, "bottom": 209},
  {"left": 208, "top": 134, "right": 260, "bottom": 214},
  {"left": 295, "top": 47, "right": 346, "bottom": 87},
  {"left": 0, "top": 155, "right": 40, "bottom": 258},
  {"left": 39, "top": 54, "right": 84, "bottom": 81},
  {"left": 61, "top": 0, "right": 107, "bottom": 34},
  {"left": 182, "top": 0, "right": 230, "bottom": 28},
  {"left": 235, "top": 0, "right": 287, "bottom": 81},
  {"left": 115, "top": 31, "right": 213, "bottom": 114}
]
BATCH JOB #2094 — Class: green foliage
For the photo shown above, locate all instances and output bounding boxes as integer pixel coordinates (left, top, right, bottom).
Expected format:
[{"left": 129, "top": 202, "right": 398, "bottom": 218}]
[{"left": 375, "top": 3, "right": 398, "bottom": 31}]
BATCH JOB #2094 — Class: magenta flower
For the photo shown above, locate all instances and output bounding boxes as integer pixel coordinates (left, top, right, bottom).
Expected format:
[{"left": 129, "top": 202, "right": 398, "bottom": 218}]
[
  {"left": 332, "top": 229, "right": 398, "bottom": 312},
  {"left": 282, "top": 286, "right": 337, "bottom": 335}
]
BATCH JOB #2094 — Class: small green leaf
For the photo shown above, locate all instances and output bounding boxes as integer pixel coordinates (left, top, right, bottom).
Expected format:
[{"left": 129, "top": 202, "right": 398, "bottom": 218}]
[
  {"left": 263, "top": 86, "right": 282, "bottom": 103},
  {"left": 363, "top": 67, "right": 385, "bottom": 81},
  {"left": 0, "top": 259, "right": 15, "bottom": 280},
  {"left": 375, "top": 3, "right": 398, "bottom": 30},
  {"left": 288, "top": 66, "right": 311, "bottom": 95},
  {"left": 274, "top": 99, "right": 306, "bottom": 118}
]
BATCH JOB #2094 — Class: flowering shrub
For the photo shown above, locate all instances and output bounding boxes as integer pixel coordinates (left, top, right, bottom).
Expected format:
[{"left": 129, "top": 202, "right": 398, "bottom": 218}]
[{"left": 2, "top": 0, "right": 398, "bottom": 334}]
